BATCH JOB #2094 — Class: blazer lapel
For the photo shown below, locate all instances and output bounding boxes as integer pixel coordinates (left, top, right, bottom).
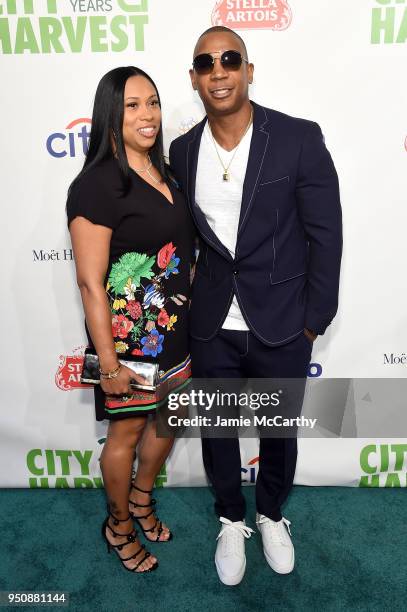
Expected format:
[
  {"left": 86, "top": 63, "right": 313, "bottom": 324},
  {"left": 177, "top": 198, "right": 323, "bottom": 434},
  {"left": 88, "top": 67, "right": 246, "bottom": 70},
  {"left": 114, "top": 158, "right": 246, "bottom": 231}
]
[
  {"left": 186, "top": 118, "right": 205, "bottom": 211},
  {"left": 236, "top": 103, "right": 271, "bottom": 242},
  {"left": 186, "top": 118, "right": 233, "bottom": 261}
]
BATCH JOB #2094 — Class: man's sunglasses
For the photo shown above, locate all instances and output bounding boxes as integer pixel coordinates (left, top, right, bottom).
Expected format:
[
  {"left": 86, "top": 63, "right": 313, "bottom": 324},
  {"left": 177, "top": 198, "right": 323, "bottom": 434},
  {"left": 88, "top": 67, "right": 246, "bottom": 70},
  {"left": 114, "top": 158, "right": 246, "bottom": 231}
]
[{"left": 192, "top": 50, "right": 248, "bottom": 75}]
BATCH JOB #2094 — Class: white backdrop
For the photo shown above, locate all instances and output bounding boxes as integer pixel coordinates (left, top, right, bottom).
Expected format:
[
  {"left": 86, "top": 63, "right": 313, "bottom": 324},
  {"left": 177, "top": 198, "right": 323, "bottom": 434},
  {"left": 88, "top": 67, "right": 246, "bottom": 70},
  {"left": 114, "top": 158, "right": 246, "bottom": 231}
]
[{"left": 1, "top": 0, "right": 406, "bottom": 488}]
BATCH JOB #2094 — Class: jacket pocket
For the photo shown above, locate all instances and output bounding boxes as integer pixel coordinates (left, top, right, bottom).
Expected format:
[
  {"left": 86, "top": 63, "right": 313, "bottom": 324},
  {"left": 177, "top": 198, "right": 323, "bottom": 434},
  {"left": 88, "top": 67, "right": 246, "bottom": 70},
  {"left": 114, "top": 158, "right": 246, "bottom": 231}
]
[
  {"left": 258, "top": 175, "right": 290, "bottom": 187},
  {"left": 270, "top": 270, "right": 307, "bottom": 286}
]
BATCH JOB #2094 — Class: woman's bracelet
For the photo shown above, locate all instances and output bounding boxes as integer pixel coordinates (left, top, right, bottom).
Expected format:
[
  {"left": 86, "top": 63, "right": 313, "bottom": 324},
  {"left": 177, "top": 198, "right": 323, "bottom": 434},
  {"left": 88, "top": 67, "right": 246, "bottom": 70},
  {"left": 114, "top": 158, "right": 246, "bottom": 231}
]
[{"left": 99, "top": 363, "right": 122, "bottom": 379}]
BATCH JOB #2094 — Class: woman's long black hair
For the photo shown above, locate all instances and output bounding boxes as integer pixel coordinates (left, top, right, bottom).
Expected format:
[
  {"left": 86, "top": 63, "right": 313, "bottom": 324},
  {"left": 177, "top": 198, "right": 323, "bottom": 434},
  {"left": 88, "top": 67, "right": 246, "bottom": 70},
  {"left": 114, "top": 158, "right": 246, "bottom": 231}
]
[{"left": 68, "top": 66, "right": 167, "bottom": 195}]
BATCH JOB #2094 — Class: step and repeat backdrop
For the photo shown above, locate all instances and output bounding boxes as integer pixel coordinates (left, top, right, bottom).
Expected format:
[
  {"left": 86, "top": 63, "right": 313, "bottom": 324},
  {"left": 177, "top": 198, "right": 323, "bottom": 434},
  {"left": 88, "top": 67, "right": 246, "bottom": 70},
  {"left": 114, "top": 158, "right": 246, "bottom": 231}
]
[{"left": 1, "top": 0, "right": 406, "bottom": 488}]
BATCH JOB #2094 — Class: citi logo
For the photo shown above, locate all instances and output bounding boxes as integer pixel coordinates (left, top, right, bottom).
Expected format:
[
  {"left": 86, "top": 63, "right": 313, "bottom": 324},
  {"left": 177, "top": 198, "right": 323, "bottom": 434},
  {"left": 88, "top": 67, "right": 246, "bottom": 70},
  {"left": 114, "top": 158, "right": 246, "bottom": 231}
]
[
  {"left": 241, "top": 456, "right": 259, "bottom": 483},
  {"left": 46, "top": 117, "right": 91, "bottom": 158},
  {"left": 308, "top": 362, "right": 322, "bottom": 377}
]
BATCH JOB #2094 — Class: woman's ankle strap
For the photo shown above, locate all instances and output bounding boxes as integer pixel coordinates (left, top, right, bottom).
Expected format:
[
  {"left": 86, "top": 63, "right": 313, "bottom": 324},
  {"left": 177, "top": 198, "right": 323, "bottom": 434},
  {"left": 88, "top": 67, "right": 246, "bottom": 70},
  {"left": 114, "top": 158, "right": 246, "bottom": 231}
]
[
  {"left": 131, "top": 483, "right": 153, "bottom": 495},
  {"left": 107, "top": 506, "right": 132, "bottom": 525}
]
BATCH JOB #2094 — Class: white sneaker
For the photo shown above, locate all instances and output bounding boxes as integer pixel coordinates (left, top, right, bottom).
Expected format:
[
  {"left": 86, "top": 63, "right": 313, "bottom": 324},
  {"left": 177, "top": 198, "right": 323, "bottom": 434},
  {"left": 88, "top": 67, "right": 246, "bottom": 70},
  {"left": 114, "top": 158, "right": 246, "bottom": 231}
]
[
  {"left": 215, "top": 517, "right": 255, "bottom": 586},
  {"left": 256, "top": 513, "right": 295, "bottom": 574}
]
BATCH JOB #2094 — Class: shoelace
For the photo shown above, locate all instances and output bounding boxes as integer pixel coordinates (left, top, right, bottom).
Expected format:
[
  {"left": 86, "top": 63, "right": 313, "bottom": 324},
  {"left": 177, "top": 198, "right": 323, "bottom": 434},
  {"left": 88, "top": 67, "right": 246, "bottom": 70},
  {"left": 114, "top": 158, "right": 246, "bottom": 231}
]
[
  {"left": 216, "top": 517, "right": 255, "bottom": 556},
  {"left": 257, "top": 516, "right": 292, "bottom": 544}
]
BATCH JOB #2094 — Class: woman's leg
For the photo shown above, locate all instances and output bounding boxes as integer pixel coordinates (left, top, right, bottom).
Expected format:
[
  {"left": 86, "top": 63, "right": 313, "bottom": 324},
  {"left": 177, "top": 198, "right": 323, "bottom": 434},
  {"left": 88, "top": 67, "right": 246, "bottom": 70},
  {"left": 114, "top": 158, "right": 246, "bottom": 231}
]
[
  {"left": 129, "top": 417, "right": 175, "bottom": 541},
  {"left": 100, "top": 416, "right": 158, "bottom": 571}
]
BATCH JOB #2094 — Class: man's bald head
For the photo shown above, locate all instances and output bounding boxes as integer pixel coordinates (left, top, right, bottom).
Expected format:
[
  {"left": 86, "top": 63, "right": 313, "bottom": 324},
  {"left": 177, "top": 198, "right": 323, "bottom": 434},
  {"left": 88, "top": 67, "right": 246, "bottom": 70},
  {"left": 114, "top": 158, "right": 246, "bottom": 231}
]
[{"left": 193, "top": 26, "right": 248, "bottom": 60}]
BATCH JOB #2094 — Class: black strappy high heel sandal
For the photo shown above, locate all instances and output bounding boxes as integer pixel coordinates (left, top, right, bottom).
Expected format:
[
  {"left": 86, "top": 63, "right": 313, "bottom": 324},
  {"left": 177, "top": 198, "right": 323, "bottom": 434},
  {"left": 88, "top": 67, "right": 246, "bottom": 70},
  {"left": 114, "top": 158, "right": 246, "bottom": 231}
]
[
  {"left": 129, "top": 483, "right": 173, "bottom": 543},
  {"left": 101, "top": 509, "right": 158, "bottom": 572}
]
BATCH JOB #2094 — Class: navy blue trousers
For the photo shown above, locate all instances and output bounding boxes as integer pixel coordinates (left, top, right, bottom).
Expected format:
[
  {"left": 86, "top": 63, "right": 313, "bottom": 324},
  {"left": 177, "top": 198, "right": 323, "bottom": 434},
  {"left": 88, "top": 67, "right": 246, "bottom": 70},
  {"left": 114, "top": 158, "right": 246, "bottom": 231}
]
[{"left": 191, "top": 329, "right": 313, "bottom": 522}]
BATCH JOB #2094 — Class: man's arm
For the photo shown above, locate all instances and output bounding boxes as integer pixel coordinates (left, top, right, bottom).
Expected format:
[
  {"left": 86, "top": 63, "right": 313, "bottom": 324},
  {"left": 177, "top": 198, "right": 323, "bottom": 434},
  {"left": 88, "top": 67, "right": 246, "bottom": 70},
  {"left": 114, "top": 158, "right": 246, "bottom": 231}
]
[{"left": 296, "top": 122, "right": 343, "bottom": 335}]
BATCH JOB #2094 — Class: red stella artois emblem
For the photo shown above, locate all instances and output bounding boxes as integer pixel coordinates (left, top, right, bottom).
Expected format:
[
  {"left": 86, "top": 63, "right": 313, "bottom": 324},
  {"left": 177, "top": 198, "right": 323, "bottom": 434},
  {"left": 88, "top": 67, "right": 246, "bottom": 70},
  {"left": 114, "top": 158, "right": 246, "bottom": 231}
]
[
  {"left": 55, "top": 346, "right": 90, "bottom": 391},
  {"left": 212, "top": 0, "right": 292, "bottom": 30}
]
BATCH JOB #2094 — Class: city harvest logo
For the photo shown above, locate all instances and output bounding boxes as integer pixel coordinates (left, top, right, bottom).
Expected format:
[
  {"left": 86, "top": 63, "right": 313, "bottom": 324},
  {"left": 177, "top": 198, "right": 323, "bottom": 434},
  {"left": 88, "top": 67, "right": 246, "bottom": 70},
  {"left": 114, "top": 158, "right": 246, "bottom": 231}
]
[
  {"left": 212, "top": 0, "right": 292, "bottom": 30},
  {"left": 371, "top": 0, "right": 407, "bottom": 44},
  {"left": 55, "top": 346, "right": 90, "bottom": 391},
  {"left": 46, "top": 118, "right": 90, "bottom": 158},
  {"left": 154, "top": 463, "right": 167, "bottom": 488},
  {"left": 0, "top": 0, "right": 149, "bottom": 54},
  {"left": 27, "top": 448, "right": 103, "bottom": 488},
  {"left": 359, "top": 443, "right": 407, "bottom": 487}
]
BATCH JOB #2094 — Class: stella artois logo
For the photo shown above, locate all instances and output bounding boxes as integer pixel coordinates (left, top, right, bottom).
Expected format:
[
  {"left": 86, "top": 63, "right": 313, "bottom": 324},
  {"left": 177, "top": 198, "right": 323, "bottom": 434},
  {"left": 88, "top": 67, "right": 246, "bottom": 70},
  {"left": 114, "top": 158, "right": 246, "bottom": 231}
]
[
  {"left": 55, "top": 346, "right": 90, "bottom": 391},
  {"left": 212, "top": 0, "right": 292, "bottom": 30}
]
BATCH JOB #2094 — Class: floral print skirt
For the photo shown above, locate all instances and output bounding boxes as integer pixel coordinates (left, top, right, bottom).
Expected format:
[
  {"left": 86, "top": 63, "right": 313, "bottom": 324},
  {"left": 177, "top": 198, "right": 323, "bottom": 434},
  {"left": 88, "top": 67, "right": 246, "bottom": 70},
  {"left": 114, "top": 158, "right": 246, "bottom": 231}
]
[{"left": 90, "top": 241, "right": 192, "bottom": 421}]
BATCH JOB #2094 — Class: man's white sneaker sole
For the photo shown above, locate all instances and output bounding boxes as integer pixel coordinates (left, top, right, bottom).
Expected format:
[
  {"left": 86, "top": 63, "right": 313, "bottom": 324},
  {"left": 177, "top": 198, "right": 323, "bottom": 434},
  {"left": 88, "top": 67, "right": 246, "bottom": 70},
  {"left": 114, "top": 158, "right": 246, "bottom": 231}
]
[
  {"left": 215, "top": 556, "right": 246, "bottom": 586},
  {"left": 263, "top": 548, "right": 295, "bottom": 574}
]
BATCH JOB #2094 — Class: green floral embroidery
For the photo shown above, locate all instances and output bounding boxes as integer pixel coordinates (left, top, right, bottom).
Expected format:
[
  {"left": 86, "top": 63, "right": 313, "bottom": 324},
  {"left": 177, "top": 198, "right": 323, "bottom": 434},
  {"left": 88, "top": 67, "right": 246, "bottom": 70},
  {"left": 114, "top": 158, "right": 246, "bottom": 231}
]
[
  {"left": 108, "top": 252, "right": 155, "bottom": 295},
  {"left": 107, "top": 243, "right": 187, "bottom": 357}
]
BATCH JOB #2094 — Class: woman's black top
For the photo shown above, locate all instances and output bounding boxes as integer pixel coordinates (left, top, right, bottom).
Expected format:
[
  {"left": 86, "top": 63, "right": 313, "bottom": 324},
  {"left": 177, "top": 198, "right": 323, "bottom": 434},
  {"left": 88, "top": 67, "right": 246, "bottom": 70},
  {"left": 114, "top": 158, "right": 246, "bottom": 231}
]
[{"left": 67, "top": 158, "right": 195, "bottom": 420}]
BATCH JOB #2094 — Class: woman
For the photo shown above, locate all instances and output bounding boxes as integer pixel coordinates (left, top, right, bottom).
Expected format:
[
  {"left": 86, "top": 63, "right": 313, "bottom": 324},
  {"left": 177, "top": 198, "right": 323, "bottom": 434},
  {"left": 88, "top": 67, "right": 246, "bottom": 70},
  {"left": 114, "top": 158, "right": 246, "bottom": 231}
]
[{"left": 66, "top": 67, "right": 195, "bottom": 573}]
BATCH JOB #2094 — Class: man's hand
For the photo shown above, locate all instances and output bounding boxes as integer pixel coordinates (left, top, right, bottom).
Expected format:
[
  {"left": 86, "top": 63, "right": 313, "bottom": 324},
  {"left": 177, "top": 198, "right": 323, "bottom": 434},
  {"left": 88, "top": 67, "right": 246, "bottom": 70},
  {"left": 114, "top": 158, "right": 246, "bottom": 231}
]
[{"left": 304, "top": 328, "right": 318, "bottom": 343}]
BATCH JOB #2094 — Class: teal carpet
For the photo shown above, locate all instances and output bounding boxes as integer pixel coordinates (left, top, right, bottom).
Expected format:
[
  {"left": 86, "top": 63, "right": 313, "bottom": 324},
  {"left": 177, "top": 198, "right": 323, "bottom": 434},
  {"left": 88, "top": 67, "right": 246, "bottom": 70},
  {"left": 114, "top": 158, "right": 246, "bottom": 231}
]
[{"left": 0, "top": 487, "right": 405, "bottom": 612}]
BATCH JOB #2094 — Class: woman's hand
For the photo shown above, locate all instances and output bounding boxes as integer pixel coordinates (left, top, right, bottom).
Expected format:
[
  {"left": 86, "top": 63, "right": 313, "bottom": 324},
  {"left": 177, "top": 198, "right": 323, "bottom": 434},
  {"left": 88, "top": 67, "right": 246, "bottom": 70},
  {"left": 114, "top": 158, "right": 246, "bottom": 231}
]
[{"left": 100, "top": 365, "right": 147, "bottom": 396}]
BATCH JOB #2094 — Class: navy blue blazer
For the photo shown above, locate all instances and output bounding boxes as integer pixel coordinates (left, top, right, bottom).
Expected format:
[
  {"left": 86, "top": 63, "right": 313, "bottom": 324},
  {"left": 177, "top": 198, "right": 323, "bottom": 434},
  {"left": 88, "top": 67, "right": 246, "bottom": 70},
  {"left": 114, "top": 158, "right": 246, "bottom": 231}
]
[{"left": 169, "top": 102, "right": 342, "bottom": 346}]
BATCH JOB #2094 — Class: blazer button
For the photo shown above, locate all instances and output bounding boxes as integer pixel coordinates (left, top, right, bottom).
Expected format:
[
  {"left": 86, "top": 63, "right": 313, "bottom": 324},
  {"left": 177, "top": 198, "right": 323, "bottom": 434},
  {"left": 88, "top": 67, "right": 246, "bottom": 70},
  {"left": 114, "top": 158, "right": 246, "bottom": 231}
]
[{"left": 233, "top": 269, "right": 239, "bottom": 275}]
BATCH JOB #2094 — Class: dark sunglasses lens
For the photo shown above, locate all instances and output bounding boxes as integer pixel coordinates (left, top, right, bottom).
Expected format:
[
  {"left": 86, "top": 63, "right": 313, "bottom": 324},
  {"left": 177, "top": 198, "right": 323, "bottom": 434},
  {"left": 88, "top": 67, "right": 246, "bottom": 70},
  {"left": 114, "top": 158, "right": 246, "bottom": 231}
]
[
  {"left": 193, "top": 54, "right": 214, "bottom": 73},
  {"left": 221, "top": 50, "right": 243, "bottom": 69}
]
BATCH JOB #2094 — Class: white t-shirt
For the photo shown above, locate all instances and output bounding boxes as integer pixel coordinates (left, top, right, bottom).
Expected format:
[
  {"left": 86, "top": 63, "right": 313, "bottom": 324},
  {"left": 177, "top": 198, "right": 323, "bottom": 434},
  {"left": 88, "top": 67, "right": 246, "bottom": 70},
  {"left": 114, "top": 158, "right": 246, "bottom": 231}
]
[{"left": 195, "top": 122, "right": 253, "bottom": 331}]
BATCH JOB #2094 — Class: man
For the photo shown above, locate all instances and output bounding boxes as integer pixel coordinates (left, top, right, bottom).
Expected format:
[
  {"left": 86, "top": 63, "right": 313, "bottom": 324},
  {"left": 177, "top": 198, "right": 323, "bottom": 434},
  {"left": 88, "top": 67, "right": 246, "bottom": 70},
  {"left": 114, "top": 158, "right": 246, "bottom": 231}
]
[{"left": 169, "top": 26, "right": 342, "bottom": 585}]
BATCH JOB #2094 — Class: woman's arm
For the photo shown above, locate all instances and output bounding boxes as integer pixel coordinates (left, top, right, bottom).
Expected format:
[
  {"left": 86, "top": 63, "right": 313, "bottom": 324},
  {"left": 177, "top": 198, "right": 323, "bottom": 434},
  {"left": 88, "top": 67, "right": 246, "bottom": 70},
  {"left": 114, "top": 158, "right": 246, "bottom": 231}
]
[{"left": 69, "top": 216, "right": 136, "bottom": 395}]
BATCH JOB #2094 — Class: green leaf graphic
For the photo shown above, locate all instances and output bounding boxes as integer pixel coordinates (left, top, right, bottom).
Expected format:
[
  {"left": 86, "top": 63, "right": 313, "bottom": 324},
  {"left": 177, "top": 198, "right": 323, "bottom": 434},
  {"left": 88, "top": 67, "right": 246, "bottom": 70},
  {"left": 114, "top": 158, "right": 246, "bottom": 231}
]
[
  {"left": 131, "top": 319, "right": 144, "bottom": 341},
  {"left": 108, "top": 252, "right": 155, "bottom": 296}
]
